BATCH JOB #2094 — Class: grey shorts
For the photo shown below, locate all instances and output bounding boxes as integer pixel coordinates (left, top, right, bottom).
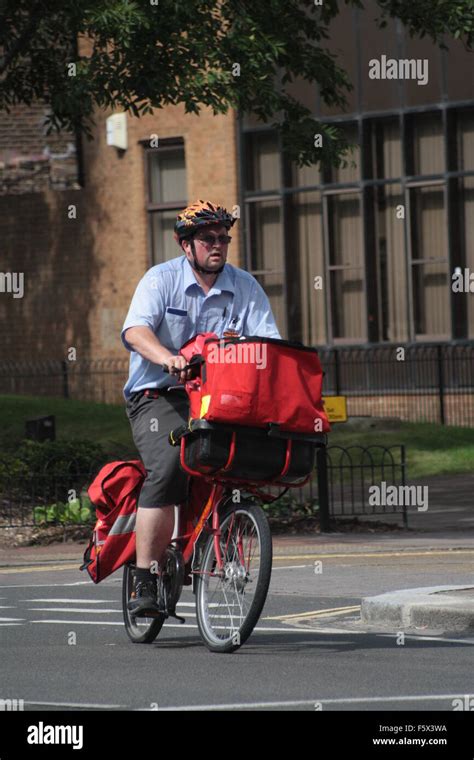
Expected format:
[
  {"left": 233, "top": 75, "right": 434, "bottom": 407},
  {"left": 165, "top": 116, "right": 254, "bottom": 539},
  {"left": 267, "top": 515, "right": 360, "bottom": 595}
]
[{"left": 125, "top": 389, "right": 190, "bottom": 508}]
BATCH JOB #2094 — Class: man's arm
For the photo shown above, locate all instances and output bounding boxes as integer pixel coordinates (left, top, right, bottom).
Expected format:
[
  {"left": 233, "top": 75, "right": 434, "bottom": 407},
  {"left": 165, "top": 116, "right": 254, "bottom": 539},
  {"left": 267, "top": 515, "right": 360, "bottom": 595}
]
[
  {"left": 124, "top": 326, "right": 173, "bottom": 365},
  {"left": 124, "top": 326, "right": 189, "bottom": 382}
]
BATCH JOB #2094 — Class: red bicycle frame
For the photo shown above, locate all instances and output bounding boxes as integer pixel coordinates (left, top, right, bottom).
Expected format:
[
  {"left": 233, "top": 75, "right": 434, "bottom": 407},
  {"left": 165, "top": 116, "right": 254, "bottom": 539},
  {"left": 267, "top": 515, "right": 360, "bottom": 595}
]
[{"left": 172, "top": 475, "right": 279, "bottom": 579}]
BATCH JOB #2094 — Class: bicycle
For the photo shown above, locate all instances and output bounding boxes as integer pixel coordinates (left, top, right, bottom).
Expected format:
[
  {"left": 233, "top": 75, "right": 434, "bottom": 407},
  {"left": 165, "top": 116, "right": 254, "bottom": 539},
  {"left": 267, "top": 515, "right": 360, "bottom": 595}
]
[{"left": 122, "top": 360, "right": 327, "bottom": 654}]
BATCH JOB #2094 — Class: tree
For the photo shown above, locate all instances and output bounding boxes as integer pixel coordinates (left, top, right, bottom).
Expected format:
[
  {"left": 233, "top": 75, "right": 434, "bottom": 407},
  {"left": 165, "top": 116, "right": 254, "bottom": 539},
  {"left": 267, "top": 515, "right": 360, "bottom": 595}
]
[{"left": 0, "top": 0, "right": 472, "bottom": 167}]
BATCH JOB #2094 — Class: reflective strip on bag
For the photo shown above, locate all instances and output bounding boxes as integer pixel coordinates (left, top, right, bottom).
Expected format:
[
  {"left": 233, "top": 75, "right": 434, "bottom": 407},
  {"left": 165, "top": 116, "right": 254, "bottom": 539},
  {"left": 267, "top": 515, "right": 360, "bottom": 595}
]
[
  {"left": 200, "top": 394, "right": 211, "bottom": 418},
  {"left": 108, "top": 513, "right": 137, "bottom": 536}
]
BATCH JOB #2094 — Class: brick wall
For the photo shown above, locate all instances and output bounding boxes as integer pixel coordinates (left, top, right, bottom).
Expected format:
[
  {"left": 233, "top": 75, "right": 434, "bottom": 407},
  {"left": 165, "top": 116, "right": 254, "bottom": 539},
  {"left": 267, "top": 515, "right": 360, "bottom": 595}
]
[
  {"left": 0, "top": 189, "right": 96, "bottom": 361},
  {"left": 0, "top": 103, "right": 80, "bottom": 193},
  {"left": 0, "top": 100, "right": 240, "bottom": 371}
]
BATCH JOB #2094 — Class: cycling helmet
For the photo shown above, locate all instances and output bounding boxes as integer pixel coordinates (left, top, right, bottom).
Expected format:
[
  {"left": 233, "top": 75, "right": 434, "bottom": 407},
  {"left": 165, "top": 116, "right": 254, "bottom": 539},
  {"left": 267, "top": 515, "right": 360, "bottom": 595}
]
[{"left": 174, "top": 200, "right": 236, "bottom": 274}]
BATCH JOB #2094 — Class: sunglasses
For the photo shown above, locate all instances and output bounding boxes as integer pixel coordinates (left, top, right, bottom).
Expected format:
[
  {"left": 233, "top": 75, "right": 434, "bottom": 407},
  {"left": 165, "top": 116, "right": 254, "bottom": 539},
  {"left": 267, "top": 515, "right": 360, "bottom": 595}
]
[{"left": 195, "top": 234, "right": 232, "bottom": 247}]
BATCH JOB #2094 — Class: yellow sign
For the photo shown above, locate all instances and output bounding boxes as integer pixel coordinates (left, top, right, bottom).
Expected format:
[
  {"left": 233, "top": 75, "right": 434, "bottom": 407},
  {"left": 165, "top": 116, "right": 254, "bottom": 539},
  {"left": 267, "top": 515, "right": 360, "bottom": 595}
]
[{"left": 323, "top": 396, "right": 348, "bottom": 423}]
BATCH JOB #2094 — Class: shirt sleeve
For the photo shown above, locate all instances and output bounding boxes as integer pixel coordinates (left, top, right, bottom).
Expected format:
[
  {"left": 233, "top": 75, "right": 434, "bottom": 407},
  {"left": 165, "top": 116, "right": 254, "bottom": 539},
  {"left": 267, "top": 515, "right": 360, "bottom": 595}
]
[
  {"left": 121, "top": 271, "right": 166, "bottom": 351},
  {"left": 243, "top": 278, "right": 282, "bottom": 339}
]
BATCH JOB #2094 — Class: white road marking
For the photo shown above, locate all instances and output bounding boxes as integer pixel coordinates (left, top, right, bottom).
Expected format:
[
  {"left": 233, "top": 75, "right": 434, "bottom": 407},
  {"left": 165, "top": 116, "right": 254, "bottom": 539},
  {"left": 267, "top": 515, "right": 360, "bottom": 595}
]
[
  {"left": 147, "top": 693, "right": 474, "bottom": 711},
  {"left": 25, "top": 701, "right": 126, "bottom": 709},
  {"left": 22, "top": 598, "right": 116, "bottom": 603},
  {"left": 28, "top": 620, "right": 332, "bottom": 632},
  {"left": 30, "top": 620, "right": 126, "bottom": 626},
  {"left": 13, "top": 619, "right": 474, "bottom": 642},
  {"left": 0, "top": 617, "right": 25, "bottom": 621},
  {"left": 28, "top": 608, "right": 123, "bottom": 614},
  {"left": 0, "top": 623, "right": 24, "bottom": 626},
  {"left": 272, "top": 565, "right": 308, "bottom": 570}
]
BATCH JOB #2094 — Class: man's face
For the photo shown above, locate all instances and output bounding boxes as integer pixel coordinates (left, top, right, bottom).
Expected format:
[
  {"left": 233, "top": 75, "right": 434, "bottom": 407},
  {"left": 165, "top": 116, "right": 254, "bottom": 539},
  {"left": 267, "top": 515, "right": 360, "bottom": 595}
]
[{"left": 182, "top": 224, "right": 230, "bottom": 273}]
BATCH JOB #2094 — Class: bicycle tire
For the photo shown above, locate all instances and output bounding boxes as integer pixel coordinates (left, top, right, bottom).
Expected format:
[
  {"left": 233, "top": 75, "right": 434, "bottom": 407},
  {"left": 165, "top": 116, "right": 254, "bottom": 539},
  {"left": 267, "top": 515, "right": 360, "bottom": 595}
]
[
  {"left": 195, "top": 500, "right": 272, "bottom": 654},
  {"left": 122, "top": 562, "right": 165, "bottom": 644}
]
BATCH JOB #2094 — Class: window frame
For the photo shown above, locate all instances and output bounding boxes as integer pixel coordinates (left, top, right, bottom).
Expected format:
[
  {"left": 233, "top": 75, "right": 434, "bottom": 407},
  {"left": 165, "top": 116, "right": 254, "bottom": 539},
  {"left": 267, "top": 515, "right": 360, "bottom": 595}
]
[
  {"left": 240, "top": 102, "right": 474, "bottom": 345},
  {"left": 142, "top": 137, "right": 187, "bottom": 268}
]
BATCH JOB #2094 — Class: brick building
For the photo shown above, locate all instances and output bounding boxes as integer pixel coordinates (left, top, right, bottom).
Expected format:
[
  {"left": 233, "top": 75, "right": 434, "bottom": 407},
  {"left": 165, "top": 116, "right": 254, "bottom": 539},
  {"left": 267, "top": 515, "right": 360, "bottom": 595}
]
[{"left": 0, "top": 1, "right": 473, "bottom": 412}]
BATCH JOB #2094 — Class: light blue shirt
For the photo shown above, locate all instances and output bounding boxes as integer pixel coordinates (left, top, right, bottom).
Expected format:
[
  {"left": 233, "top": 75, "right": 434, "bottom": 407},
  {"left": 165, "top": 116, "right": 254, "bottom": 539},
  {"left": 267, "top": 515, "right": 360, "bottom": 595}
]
[{"left": 121, "top": 255, "right": 281, "bottom": 399}]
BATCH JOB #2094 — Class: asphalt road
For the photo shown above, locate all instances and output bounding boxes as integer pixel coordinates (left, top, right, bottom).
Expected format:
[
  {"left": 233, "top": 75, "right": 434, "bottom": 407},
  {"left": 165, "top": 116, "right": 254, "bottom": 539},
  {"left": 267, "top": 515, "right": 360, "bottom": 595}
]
[{"left": 1, "top": 547, "right": 473, "bottom": 712}]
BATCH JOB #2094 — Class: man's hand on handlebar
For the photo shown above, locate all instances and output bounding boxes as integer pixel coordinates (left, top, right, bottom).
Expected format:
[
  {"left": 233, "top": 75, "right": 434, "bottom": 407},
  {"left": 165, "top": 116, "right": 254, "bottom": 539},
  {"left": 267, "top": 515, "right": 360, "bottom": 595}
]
[{"left": 162, "top": 355, "right": 196, "bottom": 384}]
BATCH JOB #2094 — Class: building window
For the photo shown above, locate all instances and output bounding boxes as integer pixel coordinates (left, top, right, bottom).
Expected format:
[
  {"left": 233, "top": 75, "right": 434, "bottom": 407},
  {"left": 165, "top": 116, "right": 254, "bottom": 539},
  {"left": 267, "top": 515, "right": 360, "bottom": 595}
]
[
  {"left": 144, "top": 139, "right": 186, "bottom": 264},
  {"left": 327, "top": 192, "right": 366, "bottom": 341},
  {"left": 243, "top": 104, "right": 474, "bottom": 345},
  {"left": 455, "top": 108, "right": 474, "bottom": 338},
  {"left": 247, "top": 199, "right": 286, "bottom": 333},
  {"left": 244, "top": 132, "right": 286, "bottom": 335},
  {"left": 409, "top": 184, "right": 450, "bottom": 339}
]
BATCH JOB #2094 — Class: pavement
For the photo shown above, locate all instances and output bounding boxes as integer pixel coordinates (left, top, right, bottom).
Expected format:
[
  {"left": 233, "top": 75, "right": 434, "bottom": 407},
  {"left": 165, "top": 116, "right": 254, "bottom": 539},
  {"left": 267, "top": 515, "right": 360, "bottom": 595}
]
[{"left": 0, "top": 471, "right": 473, "bottom": 632}]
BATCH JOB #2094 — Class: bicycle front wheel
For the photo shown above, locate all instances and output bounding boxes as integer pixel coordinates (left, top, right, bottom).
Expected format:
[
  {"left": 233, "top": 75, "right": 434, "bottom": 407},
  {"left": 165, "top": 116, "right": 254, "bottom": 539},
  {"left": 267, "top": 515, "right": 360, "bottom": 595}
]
[{"left": 195, "top": 500, "right": 272, "bottom": 653}]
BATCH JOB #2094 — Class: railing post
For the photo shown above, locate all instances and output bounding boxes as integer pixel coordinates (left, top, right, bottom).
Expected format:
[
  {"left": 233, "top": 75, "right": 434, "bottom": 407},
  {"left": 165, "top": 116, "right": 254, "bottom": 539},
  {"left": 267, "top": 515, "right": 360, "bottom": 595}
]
[
  {"left": 400, "top": 444, "right": 408, "bottom": 529},
  {"left": 334, "top": 348, "right": 341, "bottom": 396},
  {"left": 316, "top": 446, "right": 331, "bottom": 532},
  {"left": 61, "top": 360, "right": 69, "bottom": 399},
  {"left": 437, "top": 345, "right": 445, "bottom": 425}
]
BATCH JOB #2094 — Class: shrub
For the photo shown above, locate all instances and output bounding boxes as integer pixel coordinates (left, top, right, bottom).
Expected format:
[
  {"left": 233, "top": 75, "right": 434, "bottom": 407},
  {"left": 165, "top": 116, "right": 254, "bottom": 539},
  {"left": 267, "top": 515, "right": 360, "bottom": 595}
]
[{"left": 33, "top": 494, "right": 95, "bottom": 525}]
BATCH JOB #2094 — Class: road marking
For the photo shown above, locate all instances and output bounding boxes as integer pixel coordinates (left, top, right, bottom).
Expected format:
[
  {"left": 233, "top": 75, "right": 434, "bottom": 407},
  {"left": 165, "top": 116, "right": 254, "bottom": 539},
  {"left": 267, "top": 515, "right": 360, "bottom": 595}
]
[
  {"left": 28, "top": 608, "right": 123, "bottom": 614},
  {"left": 0, "top": 564, "right": 79, "bottom": 574},
  {"left": 0, "top": 617, "right": 25, "bottom": 622},
  {"left": 264, "top": 605, "right": 360, "bottom": 621},
  {"left": 19, "top": 619, "right": 474, "bottom": 642},
  {"left": 31, "top": 620, "right": 127, "bottom": 626},
  {"left": 272, "top": 565, "right": 308, "bottom": 570},
  {"left": 25, "top": 701, "right": 126, "bottom": 709},
  {"left": 0, "top": 622, "right": 24, "bottom": 626},
  {"left": 0, "top": 582, "right": 91, "bottom": 589},
  {"left": 27, "top": 620, "right": 342, "bottom": 633},
  {"left": 1, "top": 548, "right": 472, "bottom": 576},
  {"left": 273, "top": 549, "right": 474, "bottom": 561},
  {"left": 148, "top": 693, "right": 474, "bottom": 711},
  {"left": 22, "top": 598, "right": 116, "bottom": 603}
]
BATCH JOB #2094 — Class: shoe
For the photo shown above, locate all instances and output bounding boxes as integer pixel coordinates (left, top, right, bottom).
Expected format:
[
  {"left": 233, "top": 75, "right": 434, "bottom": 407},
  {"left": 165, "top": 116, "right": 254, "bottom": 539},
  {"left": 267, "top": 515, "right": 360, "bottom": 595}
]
[{"left": 127, "top": 577, "right": 163, "bottom": 618}]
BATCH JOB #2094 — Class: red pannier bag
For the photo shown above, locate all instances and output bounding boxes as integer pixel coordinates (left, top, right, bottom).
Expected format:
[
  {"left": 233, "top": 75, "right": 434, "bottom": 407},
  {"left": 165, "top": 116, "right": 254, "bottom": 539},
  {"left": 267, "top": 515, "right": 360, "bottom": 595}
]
[
  {"left": 180, "top": 334, "right": 330, "bottom": 435},
  {"left": 80, "top": 460, "right": 145, "bottom": 583}
]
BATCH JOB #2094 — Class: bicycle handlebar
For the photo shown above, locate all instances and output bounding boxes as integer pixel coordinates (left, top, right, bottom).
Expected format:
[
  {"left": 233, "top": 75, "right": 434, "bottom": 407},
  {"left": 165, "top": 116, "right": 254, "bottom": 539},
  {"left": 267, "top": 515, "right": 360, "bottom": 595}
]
[{"left": 162, "top": 361, "right": 202, "bottom": 379}]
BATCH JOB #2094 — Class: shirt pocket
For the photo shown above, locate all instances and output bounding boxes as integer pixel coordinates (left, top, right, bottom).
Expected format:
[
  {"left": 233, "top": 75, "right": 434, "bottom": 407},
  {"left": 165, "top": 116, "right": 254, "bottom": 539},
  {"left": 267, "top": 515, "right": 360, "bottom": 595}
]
[{"left": 159, "top": 308, "right": 192, "bottom": 347}]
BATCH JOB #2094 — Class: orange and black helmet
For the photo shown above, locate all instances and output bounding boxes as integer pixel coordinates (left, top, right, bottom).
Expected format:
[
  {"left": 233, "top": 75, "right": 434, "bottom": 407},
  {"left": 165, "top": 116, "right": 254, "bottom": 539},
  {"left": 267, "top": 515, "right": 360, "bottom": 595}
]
[{"left": 174, "top": 200, "right": 236, "bottom": 244}]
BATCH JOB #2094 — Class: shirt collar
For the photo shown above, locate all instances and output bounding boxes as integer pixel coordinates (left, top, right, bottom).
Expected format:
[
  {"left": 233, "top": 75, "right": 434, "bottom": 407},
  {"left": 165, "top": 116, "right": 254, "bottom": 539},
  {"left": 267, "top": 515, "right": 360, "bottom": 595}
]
[{"left": 182, "top": 255, "right": 235, "bottom": 295}]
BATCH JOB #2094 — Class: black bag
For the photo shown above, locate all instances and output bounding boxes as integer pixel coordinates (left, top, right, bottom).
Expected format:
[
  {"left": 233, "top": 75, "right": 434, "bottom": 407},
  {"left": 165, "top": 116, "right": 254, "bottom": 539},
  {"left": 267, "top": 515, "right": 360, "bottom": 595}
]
[{"left": 176, "top": 419, "right": 326, "bottom": 486}]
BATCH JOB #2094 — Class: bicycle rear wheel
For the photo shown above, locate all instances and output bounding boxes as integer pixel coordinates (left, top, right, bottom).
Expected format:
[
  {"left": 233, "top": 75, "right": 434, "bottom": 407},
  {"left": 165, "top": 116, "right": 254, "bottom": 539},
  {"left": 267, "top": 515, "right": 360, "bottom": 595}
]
[
  {"left": 195, "top": 500, "right": 272, "bottom": 653},
  {"left": 122, "top": 562, "right": 165, "bottom": 644}
]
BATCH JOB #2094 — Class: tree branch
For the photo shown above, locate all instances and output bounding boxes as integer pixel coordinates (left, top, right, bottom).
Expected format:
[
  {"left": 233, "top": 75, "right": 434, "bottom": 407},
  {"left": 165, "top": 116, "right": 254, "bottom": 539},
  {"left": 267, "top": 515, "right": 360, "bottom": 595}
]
[{"left": 0, "top": 1, "right": 47, "bottom": 76}]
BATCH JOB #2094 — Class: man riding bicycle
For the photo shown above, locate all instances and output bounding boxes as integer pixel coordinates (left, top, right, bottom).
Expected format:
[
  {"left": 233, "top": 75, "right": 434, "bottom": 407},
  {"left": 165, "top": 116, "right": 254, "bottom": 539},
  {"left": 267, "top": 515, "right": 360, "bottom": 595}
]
[{"left": 121, "top": 200, "right": 281, "bottom": 617}]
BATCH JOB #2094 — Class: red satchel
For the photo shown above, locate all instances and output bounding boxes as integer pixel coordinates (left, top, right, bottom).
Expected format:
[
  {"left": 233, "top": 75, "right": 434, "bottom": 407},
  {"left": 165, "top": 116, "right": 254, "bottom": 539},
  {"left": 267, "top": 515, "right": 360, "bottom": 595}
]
[{"left": 80, "top": 460, "right": 145, "bottom": 583}]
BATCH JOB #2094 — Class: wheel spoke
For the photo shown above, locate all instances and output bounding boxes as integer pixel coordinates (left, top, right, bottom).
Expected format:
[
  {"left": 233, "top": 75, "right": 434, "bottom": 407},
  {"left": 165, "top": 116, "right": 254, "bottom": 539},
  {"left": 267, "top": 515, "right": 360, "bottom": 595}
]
[{"left": 197, "top": 506, "right": 268, "bottom": 647}]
